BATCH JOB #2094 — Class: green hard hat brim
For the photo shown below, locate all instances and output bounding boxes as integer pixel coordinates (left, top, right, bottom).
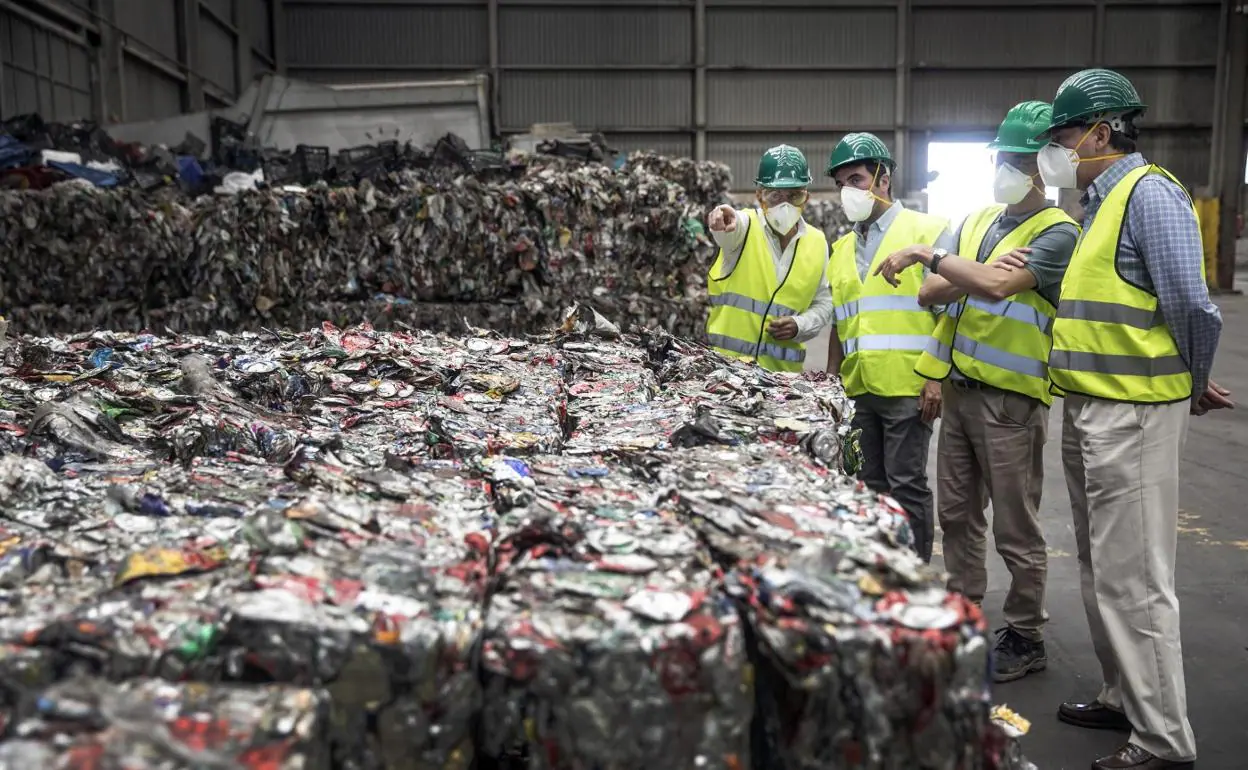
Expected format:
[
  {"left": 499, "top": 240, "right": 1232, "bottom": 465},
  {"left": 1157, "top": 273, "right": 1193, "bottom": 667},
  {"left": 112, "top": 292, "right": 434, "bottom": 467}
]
[
  {"left": 1032, "top": 105, "right": 1148, "bottom": 141},
  {"left": 755, "top": 177, "right": 810, "bottom": 189},
  {"left": 987, "top": 140, "right": 1041, "bottom": 154},
  {"left": 824, "top": 157, "right": 895, "bottom": 177}
]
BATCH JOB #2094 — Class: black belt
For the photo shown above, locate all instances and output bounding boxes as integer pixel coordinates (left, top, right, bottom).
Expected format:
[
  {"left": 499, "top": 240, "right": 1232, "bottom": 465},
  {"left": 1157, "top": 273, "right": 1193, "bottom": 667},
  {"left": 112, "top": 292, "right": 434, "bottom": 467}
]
[
  {"left": 950, "top": 377, "right": 992, "bottom": 391},
  {"left": 949, "top": 377, "right": 1043, "bottom": 406}
]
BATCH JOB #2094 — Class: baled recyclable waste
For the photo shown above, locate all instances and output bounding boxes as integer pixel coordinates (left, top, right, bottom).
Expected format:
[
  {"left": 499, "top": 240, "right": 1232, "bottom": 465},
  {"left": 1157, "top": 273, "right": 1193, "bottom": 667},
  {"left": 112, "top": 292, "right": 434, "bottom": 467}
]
[
  {"left": 0, "top": 308, "right": 1032, "bottom": 768},
  {"left": 2, "top": 128, "right": 737, "bottom": 341}
]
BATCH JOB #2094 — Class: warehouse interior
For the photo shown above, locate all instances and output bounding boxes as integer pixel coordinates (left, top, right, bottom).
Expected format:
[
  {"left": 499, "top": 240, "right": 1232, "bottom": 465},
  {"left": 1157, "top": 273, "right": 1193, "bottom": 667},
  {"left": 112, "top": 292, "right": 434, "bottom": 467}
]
[
  {"left": 2, "top": 1, "right": 1248, "bottom": 769},
  {"left": 3, "top": 0, "right": 1245, "bottom": 285}
]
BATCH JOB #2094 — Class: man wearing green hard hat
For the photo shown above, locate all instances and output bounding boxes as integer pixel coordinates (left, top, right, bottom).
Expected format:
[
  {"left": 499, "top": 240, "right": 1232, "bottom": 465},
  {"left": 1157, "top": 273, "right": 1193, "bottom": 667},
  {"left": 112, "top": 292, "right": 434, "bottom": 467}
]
[
  {"left": 1021, "top": 68, "right": 1226, "bottom": 770},
  {"left": 823, "top": 132, "right": 954, "bottom": 563},
  {"left": 876, "top": 101, "right": 1079, "bottom": 686},
  {"left": 705, "top": 144, "right": 832, "bottom": 373}
]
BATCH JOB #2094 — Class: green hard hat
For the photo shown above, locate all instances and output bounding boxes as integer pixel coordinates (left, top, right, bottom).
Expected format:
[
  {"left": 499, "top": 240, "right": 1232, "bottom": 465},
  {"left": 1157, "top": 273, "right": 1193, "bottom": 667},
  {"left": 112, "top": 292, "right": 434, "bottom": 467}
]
[
  {"left": 754, "top": 144, "right": 812, "bottom": 188},
  {"left": 825, "top": 132, "right": 895, "bottom": 177},
  {"left": 987, "top": 101, "right": 1052, "bottom": 154},
  {"left": 1040, "top": 68, "right": 1147, "bottom": 138}
]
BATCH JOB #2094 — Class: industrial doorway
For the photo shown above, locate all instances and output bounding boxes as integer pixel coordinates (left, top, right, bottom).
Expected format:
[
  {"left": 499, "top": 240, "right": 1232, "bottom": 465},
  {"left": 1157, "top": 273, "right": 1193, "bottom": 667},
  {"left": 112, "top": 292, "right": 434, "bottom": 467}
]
[{"left": 925, "top": 141, "right": 1059, "bottom": 233}]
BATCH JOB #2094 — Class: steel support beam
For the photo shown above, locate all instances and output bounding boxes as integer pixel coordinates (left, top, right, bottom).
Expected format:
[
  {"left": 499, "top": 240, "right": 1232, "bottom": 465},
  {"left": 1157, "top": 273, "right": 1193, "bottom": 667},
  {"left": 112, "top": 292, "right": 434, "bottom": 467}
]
[
  {"left": 694, "top": 0, "right": 706, "bottom": 161},
  {"left": 895, "top": 0, "right": 910, "bottom": 191},
  {"left": 1208, "top": 0, "right": 1232, "bottom": 192},
  {"left": 272, "top": 0, "right": 286, "bottom": 74},
  {"left": 1092, "top": 0, "right": 1106, "bottom": 65},
  {"left": 233, "top": 0, "right": 253, "bottom": 95},
  {"left": 176, "top": 0, "right": 205, "bottom": 111},
  {"left": 488, "top": 0, "right": 499, "bottom": 139},
  {"left": 90, "top": 0, "right": 124, "bottom": 122},
  {"left": 1215, "top": 2, "right": 1247, "bottom": 291}
]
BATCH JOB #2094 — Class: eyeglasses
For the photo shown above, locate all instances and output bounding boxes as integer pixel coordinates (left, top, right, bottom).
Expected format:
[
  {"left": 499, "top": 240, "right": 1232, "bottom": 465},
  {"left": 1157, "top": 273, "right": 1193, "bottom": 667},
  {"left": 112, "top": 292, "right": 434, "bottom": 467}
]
[
  {"left": 992, "top": 153, "right": 1039, "bottom": 174},
  {"left": 759, "top": 189, "right": 809, "bottom": 205}
]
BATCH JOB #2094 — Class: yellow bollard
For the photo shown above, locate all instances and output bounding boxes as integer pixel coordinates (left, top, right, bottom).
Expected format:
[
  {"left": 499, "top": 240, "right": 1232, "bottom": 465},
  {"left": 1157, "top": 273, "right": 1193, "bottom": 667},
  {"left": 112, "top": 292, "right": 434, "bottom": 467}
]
[{"left": 1193, "top": 197, "right": 1220, "bottom": 288}]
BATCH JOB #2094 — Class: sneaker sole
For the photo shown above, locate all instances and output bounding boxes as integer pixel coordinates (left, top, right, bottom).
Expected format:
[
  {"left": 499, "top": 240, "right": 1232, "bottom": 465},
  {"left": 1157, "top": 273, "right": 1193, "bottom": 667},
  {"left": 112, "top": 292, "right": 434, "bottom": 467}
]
[{"left": 992, "top": 657, "right": 1047, "bottom": 684}]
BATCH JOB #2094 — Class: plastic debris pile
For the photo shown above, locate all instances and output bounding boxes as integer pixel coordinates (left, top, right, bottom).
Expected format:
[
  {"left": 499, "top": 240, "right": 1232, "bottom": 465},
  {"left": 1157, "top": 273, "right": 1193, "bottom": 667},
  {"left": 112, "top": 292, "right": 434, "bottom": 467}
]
[{"left": 0, "top": 308, "right": 1032, "bottom": 769}]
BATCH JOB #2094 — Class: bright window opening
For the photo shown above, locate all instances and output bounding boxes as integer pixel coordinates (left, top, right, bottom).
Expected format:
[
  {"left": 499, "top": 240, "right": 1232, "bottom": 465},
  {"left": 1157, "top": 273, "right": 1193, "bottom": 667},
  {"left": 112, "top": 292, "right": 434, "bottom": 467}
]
[{"left": 925, "top": 142, "right": 1059, "bottom": 231}]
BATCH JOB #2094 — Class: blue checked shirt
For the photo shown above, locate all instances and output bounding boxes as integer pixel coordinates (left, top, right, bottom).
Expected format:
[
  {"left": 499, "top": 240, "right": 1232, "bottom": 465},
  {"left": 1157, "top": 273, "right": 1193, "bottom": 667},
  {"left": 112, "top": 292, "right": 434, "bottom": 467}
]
[{"left": 1080, "top": 153, "right": 1222, "bottom": 397}]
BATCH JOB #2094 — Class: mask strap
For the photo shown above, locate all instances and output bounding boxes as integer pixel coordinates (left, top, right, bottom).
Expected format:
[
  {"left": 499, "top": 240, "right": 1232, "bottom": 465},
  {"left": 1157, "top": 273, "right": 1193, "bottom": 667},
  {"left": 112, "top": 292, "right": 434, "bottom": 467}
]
[
  {"left": 1071, "top": 123, "right": 1127, "bottom": 165},
  {"left": 870, "top": 165, "right": 886, "bottom": 204}
]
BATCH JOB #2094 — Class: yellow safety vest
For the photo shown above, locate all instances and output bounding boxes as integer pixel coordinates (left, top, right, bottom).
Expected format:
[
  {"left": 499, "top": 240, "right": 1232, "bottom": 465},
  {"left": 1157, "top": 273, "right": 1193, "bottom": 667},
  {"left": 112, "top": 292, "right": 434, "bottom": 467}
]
[
  {"left": 1049, "top": 164, "right": 1200, "bottom": 403},
  {"left": 828, "top": 207, "right": 948, "bottom": 397},
  {"left": 706, "top": 209, "right": 828, "bottom": 373},
  {"left": 914, "top": 205, "right": 1077, "bottom": 405}
]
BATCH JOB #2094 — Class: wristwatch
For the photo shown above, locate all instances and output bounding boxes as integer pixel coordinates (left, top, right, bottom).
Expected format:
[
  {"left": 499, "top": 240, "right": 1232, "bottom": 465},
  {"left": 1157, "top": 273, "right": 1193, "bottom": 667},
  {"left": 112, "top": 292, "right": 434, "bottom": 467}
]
[{"left": 930, "top": 247, "right": 948, "bottom": 274}]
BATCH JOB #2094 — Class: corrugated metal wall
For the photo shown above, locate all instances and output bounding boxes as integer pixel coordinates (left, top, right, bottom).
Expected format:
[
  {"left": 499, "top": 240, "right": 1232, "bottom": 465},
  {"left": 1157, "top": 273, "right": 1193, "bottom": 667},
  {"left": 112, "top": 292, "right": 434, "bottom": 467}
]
[
  {"left": 280, "top": 0, "right": 1233, "bottom": 194},
  {"left": 0, "top": 0, "right": 278, "bottom": 124},
  {"left": 0, "top": 2, "right": 93, "bottom": 120}
]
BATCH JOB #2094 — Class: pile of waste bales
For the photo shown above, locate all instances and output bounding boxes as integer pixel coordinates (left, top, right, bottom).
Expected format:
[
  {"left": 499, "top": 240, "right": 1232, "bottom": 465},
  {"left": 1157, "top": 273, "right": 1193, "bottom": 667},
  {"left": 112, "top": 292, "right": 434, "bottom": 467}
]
[
  {"left": 1, "top": 115, "right": 861, "bottom": 341},
  {"left": 0, "top": 306, "right": 1032, "bottom": 769}
]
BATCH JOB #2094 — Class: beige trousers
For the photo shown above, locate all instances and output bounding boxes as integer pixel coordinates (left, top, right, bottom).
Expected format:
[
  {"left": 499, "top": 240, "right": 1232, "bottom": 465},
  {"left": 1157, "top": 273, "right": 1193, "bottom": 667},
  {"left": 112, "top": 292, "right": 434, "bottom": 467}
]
[
  {"left": 937, "top": 383, "right": 1049, "bottom": 639},
  {"left": 1063, "top": 394, "right": 1196, "bottom": 762}
]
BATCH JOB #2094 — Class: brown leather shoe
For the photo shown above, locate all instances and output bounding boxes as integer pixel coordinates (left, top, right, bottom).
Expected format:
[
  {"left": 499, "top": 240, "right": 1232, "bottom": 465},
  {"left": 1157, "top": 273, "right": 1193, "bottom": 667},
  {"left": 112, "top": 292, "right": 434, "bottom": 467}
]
[
  {"left": 1059, "top": 700, "right": 1132, "bottom": 731},
  {"left": 1091, "top": 743, "right": 1195, "bottom": 769}
]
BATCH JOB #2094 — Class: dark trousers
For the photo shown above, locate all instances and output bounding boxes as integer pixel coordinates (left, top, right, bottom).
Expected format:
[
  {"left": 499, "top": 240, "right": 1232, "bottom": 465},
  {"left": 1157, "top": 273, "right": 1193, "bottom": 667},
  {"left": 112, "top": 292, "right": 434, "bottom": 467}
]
[{"left": 852, "top": 393, "right": 935, "bottom": 561}]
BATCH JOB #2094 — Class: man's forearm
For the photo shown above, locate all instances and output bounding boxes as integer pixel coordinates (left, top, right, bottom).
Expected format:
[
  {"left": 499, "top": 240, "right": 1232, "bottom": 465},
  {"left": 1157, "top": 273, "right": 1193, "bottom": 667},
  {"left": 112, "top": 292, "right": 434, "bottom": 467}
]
[
  {"left": 826, "top": 327, "right": 844, "bottom": 375},
  {"left": 918, "top": 275, "right": 966, "bottom": 307},
  {"left": 793, "top": 284, "right": 834, "bottom": 343},
  {"left": 923, "top": 252, "right": 1034, "bottom": 302}
]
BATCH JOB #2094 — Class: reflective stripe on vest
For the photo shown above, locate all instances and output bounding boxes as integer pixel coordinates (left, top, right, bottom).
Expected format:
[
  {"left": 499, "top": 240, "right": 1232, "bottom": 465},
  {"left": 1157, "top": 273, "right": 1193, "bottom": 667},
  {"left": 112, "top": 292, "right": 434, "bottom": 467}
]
[
  {"left": 705, "top": 209, "right": 828, "bottom": 373},
  {"left": 1048, "top": 164, "right": 1198, "bottom": 403},
  {"left": 708, "top": 292, "right": 803, "bottom": 318},
  {"left": 913, "top": 204, "right": 1075, "bottom": 405},
  {"left": 925, "top": 333, "right": 1048, "bottom": 379},
  {"left": 827, "top": 207, "right": 949, "bottom": 398},
  {"left": 949, "top": 297, "right": 1053, "bottom": 335},
  {"left": 833, "top": 295, "right": 926, "bottom": 322},
  {"left": 1056, "top": 299, "right": 1164, "bottom": 330},
  {"left": 707, "top": 333, "right": 806, "bottom": 364}
]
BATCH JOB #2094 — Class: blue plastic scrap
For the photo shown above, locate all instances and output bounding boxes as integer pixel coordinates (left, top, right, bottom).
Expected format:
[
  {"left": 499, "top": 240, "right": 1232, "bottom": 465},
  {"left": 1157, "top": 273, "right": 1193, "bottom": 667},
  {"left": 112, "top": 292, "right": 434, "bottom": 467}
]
[
  {"left": 0, "top": 134, "right": 33, "bottom": 170},
  {"left": 45, "top": 161, "right": 120, "bottom": 188}
]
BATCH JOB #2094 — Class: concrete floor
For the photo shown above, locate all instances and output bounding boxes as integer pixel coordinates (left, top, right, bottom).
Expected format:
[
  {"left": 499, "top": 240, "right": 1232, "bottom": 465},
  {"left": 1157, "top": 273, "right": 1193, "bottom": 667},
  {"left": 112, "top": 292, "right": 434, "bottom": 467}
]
[{"left": 921, "top": 286, "right": 1248, "bottom": 770}]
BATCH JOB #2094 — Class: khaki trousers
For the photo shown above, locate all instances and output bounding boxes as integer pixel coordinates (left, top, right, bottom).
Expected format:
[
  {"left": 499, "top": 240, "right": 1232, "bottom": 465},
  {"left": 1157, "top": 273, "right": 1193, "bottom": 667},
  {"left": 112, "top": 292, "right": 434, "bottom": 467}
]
[
  {"left": 937, "top": 383, "right": 1049, "bottom": 639},
  {"left": 1063, "top": 394, "right": 1196, "bottom": 762}
]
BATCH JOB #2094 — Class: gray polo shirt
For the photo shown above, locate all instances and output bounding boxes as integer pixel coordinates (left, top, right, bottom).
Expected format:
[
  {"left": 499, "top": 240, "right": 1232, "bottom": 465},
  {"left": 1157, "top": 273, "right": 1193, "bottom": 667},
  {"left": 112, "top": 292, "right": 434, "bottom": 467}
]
[
  {"left": 952, "top": 205, "right": 1078, "bottom": 306},
  {"left": 949, "top": 205, "right": 1078, "bottom": 387}
]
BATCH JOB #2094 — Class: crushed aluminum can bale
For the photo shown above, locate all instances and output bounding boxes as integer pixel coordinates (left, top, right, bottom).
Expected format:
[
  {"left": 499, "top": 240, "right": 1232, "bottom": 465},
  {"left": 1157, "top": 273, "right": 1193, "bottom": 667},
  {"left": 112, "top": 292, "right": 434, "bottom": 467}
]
[
  {"left": 478, "top": 460, "right": 751, "bottom": 770},
  {"left": 0, "top": 316, "right": 1016, "bottom": 769},
  {"left": 727, "top": 543, "right": 992, "bottom": 770},
  {"left": 0, "top": 644, "right": 58, "bottom": 731},
  {"left": 0, "top": 676, "right": 333, "bottom": 770},
  {"left": 1, "top": 134, "right": 734, "bottom": 342}
]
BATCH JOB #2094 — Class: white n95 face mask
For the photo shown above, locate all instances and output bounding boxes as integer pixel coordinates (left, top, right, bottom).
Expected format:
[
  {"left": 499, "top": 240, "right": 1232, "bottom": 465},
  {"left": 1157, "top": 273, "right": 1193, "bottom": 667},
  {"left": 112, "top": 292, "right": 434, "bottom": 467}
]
[
  {"left": 840, "top": 186, "right": 876, "bottom": 222},
  {"left": 1038, "top": 143, "right": 1080, "bottom": 189},
  {"left": 764, "top": 202, "right": 802, "bottom": 234},
  {"left": 993, "top": 163, "right": 1035, "bottom": 205}
]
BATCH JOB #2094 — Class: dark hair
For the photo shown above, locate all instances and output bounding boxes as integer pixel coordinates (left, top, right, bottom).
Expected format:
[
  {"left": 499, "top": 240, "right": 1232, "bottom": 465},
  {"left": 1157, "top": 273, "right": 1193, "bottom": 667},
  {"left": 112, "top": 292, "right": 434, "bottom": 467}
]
[
  {"left": 1108, "top": 132, "right": 1136, "bottom": 154},
  {"left": 1104, "top": 113, "right": 1140, "bottom": 153}
]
